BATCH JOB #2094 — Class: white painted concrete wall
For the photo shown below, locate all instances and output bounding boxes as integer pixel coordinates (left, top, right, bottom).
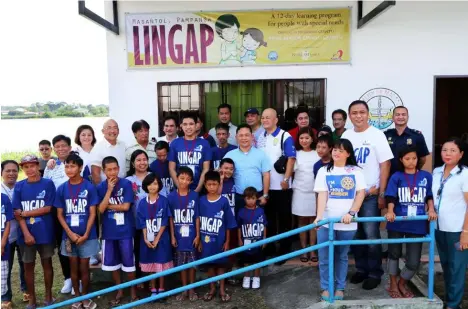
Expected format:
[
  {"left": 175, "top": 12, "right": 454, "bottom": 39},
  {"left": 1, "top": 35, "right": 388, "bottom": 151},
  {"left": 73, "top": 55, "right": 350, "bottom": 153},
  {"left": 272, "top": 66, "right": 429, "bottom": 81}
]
[{"left": 104, "top": 1, "right": 468, "bottom": 150}]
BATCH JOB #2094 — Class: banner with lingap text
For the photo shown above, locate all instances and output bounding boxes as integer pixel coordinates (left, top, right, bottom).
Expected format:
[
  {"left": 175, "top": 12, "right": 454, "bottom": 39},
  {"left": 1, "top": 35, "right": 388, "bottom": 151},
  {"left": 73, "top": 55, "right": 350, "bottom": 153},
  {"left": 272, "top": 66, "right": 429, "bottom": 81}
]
[{"left": 126, "top": 8, "right": 351, "bottom": 69}]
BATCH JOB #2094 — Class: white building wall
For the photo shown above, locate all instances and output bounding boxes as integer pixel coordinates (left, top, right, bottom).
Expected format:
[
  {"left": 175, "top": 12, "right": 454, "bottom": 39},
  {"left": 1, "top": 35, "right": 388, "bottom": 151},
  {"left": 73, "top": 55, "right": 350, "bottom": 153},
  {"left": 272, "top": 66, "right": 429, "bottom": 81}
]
[{"left": 104, "top": 1, "right": 468, "bottom": 150}]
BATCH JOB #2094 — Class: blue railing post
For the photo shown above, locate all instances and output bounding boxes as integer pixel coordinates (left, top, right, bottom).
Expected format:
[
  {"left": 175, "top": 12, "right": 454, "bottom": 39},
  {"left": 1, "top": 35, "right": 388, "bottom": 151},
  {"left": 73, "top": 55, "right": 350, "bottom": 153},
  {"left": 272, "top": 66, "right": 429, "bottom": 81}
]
[
  {"left": 428, "top": 220, "right": 435, "bottom": 300},
  {"left": 328, "top": 222, "right": 335, "bottom": 303}
]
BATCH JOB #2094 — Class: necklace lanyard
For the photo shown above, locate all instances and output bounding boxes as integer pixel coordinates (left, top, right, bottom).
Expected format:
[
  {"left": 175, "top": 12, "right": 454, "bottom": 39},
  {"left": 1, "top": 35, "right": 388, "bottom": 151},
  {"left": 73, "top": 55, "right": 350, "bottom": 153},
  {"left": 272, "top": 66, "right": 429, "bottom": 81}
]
[
  {"left": 147, "top": 196, "right": 159, "bottom": 220},
  {"left": 247, "top": 207, "right": 257, "bottom": 225},
  {"left": 436, "top": 172, "right": 453, "bottom": 229},
  {"left": 68, "top": 180, "right": 83, "bottom": 210},
  {"left": 178, "top": 191, "right": 189, "bottom": 212},
  {"left": 402, "top": 172, "right": 418, "bottom": 200},
  {"left": 183, "top": 138, "right": 196, "bottom": 158}
]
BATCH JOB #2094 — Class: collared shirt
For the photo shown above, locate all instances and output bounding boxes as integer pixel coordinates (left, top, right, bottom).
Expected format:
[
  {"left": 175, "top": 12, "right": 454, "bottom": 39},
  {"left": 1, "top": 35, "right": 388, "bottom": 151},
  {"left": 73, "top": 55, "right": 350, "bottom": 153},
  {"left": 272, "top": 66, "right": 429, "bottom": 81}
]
[
  {"left": 257, "top": 127, "right": 296, "bottom": 190},
  {"left": 125, "top": 141, "right": 157, "bottom": 171},
  {"left": 209, "top": 122, "right": 238, "bottom": 146},
  {"left": 384, "top": 127, "right": 429, "bottom": 174},
  {"left": 44, "top": 160, "right": 69, "bottom": 188},
  {"left": 1, "top": 183, "right": 18, "bottom": 243},
  {"left": 157, "top": 135, "right": 177, "bottom": 146},
  {"left": 252, "top": 126, "right": 265, "bottom": 148},
  {"left": 224, "top": 146, "right": 272, "bottom": 194},
  {"left": 332, "top": 129, "right": 346, "bottom": 141},
  {"left": 90, "top": 139, "right": 127, "bottom": 181},
  {"left": 432, "top": 165, "right": 468, "bottom": 232}
]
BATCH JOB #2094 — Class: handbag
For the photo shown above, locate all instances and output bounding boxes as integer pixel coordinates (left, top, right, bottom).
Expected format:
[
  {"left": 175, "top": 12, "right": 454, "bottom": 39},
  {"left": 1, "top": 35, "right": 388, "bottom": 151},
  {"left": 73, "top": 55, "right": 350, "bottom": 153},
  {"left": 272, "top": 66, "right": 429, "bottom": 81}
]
[{"left": 273, "top": 131, "right": 288, "bottom": 174}]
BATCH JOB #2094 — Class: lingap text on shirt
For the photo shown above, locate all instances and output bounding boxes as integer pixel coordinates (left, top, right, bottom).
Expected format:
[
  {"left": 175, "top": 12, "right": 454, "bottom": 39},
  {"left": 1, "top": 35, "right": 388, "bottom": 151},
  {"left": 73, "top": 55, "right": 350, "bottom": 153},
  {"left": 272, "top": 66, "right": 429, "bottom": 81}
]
[
  {"left": 1, "top": 213, "right": 6, "bottom": 229},
  {"left": 66, "top": 199, "right": 88, "bottom": 214},
  {"left": 241, "top": 223, "right": 264, "bottom": 238},
  {"left": 162, "top": 177, "right": 174, "bottom": 190},
  {"left": 178, "top": 151, "right": 202, "bottom": 165},
  {"left": 146, "top": 218, "right": 162, "bottom": 233},
  {"left": 200, "top": 216, "right": 223, "bottom": 234},
  {"left": 21, "top": 199, "right": 45, "bottom": 212},
  {"left": 173, "top": 208, "right": 195, "bottom": 224},
  {"left": 354, "top": 147, "right": 371, "bottom": 164},
  {"left": 398, "top": 187, "right": 426, "bottom": 203},
  {"left": 109, "top": 196, "right": 125, "bottom": 204}
]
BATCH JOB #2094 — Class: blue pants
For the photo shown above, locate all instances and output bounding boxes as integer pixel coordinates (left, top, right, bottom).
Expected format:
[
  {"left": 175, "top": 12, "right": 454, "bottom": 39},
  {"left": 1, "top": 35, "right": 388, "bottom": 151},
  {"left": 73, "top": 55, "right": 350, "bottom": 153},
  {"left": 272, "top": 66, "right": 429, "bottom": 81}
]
[
  {"left": 1, "top": 241, "right": 27, "bottom": 302},
  {"left": 435, "top": 230, "right": 468, "bottom": 308},
  {"left": 317, "top": 227, "right": 356, "bottom": 290},
  {"left": 351, "top": 196, "right": 383, "bottom": 279}
]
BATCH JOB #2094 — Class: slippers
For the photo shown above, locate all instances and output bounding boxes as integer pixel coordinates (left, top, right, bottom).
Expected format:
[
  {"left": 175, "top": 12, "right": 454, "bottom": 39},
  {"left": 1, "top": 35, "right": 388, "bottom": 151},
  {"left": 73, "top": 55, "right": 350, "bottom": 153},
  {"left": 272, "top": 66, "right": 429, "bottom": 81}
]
[
  {"left": 25, "top": 305, "right": 36, "bottom": 309},
  {"left": 43, "top": 298, "right": 56, "bottom": 306},
  {"left": 71, "top": 302, "right": 83, "bottom": 309},
  {"left": 176, "top": 292, "right": 188, "bottom": 301},
  {"left": 1, "top": 301, "right": 13, "bottom": 309},
  {"left": 108, "top": 296, "right": 123, "bottom": 307},
  {"left": 203, "top": 291, "right": 216, "bottom": 302},
  {"left": 189, "top": 291, "right": 199, "bottom": 302},
  {"left": 300, "top": 256, "right": 309, "bottom": 263},
  {"left": 82, "top": 299, "right": 97, "bottom": 309},
  {"left": 334, "top": 290, "right": 344, "bottom": 300},
  {"left": 220, "top": 293, "right": 231, "bottom": 302},
  {"left": 23, "top": 293, "right": 30, "bottom": 303},
  {"left": 310, "top": 256, "right": 319, "bottom": 263}
]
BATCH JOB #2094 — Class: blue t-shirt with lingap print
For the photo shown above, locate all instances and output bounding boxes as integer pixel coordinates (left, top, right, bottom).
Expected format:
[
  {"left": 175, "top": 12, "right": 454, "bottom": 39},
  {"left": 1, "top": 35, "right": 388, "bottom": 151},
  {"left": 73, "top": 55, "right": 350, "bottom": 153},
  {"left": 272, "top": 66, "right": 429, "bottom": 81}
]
[
  {"left": 168, "top": 190, "right": 199, "bottom": 252},
  {"left": 97, "top": 178, "right": 135, "bottom": 240},
  {"left": 237, "top": 207, "right": 267, "bottom": 255},
  {"left": 199, "top": 195, "right": 237, "bottom": 264},
  {"left": 1, "top": 193, "right": 14, "bottom": 261},
  {"left": 221, "top": 177, "right": 236, "bottom": 216}
]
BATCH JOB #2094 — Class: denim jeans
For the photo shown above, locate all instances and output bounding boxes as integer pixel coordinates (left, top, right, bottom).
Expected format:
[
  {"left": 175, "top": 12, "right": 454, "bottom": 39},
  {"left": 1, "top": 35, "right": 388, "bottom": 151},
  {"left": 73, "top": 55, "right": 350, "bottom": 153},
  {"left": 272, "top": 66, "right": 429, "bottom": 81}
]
[
  {"left": 317, "top": 227, "right": 356, "bottom": 290},
  {"left": 1, "top": 241, "right": 27, "bottom": 302},
  {"left": 387, "top": 230, "right": 422, "bottom": 280},
  {"left": 351, "top": 196, "right": 383, "bottom": 279}
]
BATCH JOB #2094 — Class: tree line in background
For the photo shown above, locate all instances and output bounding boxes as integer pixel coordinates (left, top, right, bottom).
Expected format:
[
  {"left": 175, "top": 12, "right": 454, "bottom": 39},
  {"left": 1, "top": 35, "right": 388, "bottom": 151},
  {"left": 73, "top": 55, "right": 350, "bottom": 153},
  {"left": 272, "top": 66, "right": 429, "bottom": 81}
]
[{"left": 1, "top": 102, "right": 109, "bottom": 119}]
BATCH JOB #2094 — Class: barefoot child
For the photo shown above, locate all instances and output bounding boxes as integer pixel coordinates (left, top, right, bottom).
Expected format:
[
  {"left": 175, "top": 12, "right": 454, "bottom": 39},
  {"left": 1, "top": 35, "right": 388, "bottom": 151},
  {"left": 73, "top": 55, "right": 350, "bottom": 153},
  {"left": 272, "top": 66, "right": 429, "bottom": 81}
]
[
  {"left": 168, "top": 167, "right": 200, "bottom": 301},
  {"left": 384, "top": 146, "right": 437, "bottom": 298},
  {"left": 137, "top": 173, "right": 173, "bottom": 301},
  {"left": 238, "top": 187, "right": 267, "bottom": 289},
  {"left": 54, "top": 152, "right": 99, "bottom": 309},
  {"left": 198, "top": 171, "right": 237, "bottom": 302},
  {"left": 1, "top": 193, "right": 13, "bottom": 299}
]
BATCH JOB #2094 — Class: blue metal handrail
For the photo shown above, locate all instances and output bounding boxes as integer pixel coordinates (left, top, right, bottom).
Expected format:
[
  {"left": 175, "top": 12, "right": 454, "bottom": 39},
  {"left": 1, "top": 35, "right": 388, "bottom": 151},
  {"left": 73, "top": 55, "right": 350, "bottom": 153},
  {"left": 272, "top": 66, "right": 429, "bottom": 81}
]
[{"left": 41, "top": 216, "right": 435, "bottom": 308}]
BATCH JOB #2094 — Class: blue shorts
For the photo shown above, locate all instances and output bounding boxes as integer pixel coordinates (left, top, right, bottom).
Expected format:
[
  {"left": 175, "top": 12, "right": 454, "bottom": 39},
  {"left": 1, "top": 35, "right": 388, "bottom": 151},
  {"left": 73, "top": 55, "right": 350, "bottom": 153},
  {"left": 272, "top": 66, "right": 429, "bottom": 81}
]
[
  {"left": 61, "top": 239, "right": 99, "bottom": 259},
  {"left": 101, "top": 239, "right": 135, "bottom": 272}
]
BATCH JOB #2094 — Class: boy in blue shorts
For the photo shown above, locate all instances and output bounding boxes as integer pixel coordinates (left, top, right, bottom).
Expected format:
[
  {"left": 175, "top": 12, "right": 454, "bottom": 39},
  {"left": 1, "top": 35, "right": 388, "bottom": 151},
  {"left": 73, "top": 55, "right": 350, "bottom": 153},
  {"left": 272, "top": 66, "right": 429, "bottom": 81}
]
[
  {"left": 54, "top": 152, "right": 99, "bottom": 309},
  {"left": 168, "top": 166, "right": 200, "bottom": 301},
  {"left": 1, "top": 193, "right": 13, "bottom": 299},
  {"left": 13, "top": 155, "right": 56, "bottom": 308},
  {"left": 198, "top": 171, "right": 236, "bottom": 302},
  {"left": 97, "top": 156, "right": 137, "bottom": 305}
]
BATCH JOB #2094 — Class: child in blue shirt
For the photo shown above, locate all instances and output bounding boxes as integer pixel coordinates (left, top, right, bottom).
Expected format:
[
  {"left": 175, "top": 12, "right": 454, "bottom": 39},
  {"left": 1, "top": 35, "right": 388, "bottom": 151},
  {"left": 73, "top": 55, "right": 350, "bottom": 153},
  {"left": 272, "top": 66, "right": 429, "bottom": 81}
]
[
  {"left": 211, "top": 123, "right": 237, "bottom": 170},
  {"left": 54, "top": 153, "right": 99, "bottom": 309},
  {"left": 198, "top": 170, "right": 237, "bottom": 302},
  {"left": 385, "top": 146, "right": 437, "bottom": 298},
  {"left": 137, "top": 173, "right": 173, "bottom": 301},
  {"left": 168, "top": 166, "right": 200, "bottom": 301},
  {"left": 150, "top": 141, "right": 174, "bottom": 195},
  {"left": 13, "top": 155, "right": 56, "bottom": 307},
  {"left": 97, "top": 156, "right": 137, "bottom": 305},
  {"left": 313, "top": 135, "right": 333, "bottom": 178},
  {"left": 237, "top": 187, "right": 267, "bottom": 290},
  {"left": 1, "top": 193, "right": 13, "bottom": 298}
]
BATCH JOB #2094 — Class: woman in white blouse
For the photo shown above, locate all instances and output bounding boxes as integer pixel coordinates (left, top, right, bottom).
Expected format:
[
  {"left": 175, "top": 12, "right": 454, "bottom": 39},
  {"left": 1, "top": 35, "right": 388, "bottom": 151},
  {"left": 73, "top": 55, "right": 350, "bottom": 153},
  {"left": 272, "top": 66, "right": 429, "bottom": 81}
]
[
  {"left": 73, "top": 124, "right": 97, "bottom": 180},
  {"left": 292, "top": 127, "right": 320, "bottom": 262},
  {"left": 432, "top": 138, "right": 468, "bottom": 309}
]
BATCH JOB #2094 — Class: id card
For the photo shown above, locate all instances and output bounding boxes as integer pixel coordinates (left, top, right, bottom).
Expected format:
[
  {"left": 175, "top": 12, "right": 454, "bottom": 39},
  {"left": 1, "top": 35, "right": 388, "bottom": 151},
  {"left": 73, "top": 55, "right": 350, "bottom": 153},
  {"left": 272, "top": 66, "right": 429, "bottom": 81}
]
[
  {"left": 180, "top": 225, "right": 190, "bottom": 238},
  {"left": 147, "top": 230, "right": 155, "bottom": 242},
  {"left": 114, "top": 213, "right": 125, "bottom": 225},
  {"left": 71, "top": 215, "right": 80, "bottom": 227},
  {"left": 244, "top": 239, "right": 252, "bottom": 246},
  {"left": 407, "top": 205, "right": 418, "bottom": 217}
]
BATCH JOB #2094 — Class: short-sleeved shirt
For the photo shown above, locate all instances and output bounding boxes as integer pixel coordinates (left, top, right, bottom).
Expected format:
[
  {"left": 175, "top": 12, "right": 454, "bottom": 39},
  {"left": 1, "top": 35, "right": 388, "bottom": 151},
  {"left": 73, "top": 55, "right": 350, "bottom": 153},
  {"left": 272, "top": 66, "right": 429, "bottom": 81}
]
[
  {"left": 125, "top": 141, "right": 157, "bottom": 172},
  {"left": 97, "top": 178, "right": 134, "bottom": 240},
  {"left": 385, "top": 171, "right": 433, "bottom": 235},
  {"left": 332, "top": 129, "right": 346, "bottom": 141},
  {"left": 12, "top": 178, "right": 56, "bottom": 245},
  {"left": 314, "top": 165, "right": 366, "bottom": 231},
  {"left": 224, "top": 147, "right": 272, "bottom": 194},
  {"left": 221, "top": 178, "right": 236, "bottom": 215},
  {"left": 90, "top": 139, "right": 127, "bottom": 181},
  {"left": 211, "top": 144, "right": 237, "bottom": 170},
  {"left": 198, "top": 133, "right": 217, "bottom": 148},
  {"left": 313, "top": 160, "right": 329, "bottom": 179},
  {"left": 199, "top": 195, "right": 237, "bottom": 264},
  {"left": 39, "top": 156, "right": 57, "bottom": 176},
  {"left": 209, "top": 123, "right": 238, "bottom": 146},
  {"left": 252, "top": 126, "right": 265, "bottom": 148},
  {"left": 384, "top": 127, "right": 430, "bottom": 175},
  {"left": 432, "top": 165, "right": 468, "bottom": 232},
  {"left": 2, "top": 184, "right": 18, "bottom": 244},
  {"left": 292, "top": 150, "right": 319, "bottom": 194},
  {"left": 237, "top": 207, "right": 267, "bottom": 255},
  {"left": 137, "top": 196, "right": 172, "bottom": 264},
  {"left": 342, "top": 126, "right": 394, "bottom": 189},
  {"left": 168, "top": 137, "right": 212, "bottom": 190},
  {"left": 1, "top": 193, "right": 14, "bottom": 261},
  {"left": 257, "top": 127, "right": 296, "bottom": 190},
  {"left": 44, "top": 160, "right": 69, "bottom": 189},
  {"left": 167, "top": 190, "right": 199, "bottom": 252},
  {"left": 288, "top": 127, "right": 318, "bottom": 142},
  {"left": 149, "top": 160, "right": 174, "bottom": 193},
  {"left": 54, "top": 179, "right": 99, "bottom": 240}
]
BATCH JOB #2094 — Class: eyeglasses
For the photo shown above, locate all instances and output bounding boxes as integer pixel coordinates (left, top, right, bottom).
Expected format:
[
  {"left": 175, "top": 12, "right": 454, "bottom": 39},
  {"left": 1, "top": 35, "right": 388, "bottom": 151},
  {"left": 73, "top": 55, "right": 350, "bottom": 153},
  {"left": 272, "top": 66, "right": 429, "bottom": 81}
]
[{"left": 39, "top": 148, "right": 50, "bottom": 151}]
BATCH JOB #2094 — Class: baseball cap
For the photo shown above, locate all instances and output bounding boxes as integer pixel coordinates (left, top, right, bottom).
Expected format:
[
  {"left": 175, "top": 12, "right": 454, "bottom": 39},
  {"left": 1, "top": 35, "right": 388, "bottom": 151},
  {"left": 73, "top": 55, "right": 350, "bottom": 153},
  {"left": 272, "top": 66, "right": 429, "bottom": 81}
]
[
  {"left": 244, "top": 108, "right": 259, "bottom": 116},
  {"left": 19, "top": 154, "right": 40, "bottom": 166}
]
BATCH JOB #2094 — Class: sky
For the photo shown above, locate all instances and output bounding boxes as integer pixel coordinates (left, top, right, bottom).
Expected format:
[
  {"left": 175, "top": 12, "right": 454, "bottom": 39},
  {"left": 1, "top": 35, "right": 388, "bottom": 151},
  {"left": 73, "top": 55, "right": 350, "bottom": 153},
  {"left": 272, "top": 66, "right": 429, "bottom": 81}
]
[{"left": 1, "top": 0, "right": 109, "bottom": 106}]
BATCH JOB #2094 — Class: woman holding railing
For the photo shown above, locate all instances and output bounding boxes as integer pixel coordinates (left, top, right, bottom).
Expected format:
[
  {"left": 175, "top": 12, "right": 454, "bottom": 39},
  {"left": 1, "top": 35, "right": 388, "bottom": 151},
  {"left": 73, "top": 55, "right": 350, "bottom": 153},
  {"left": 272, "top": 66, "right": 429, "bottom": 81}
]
[
  {"left": 313, "top": 139, "right": 366, "bottom": 301},
  {"left": 432, "top": 137, "right": 468, "bottom": 309}
]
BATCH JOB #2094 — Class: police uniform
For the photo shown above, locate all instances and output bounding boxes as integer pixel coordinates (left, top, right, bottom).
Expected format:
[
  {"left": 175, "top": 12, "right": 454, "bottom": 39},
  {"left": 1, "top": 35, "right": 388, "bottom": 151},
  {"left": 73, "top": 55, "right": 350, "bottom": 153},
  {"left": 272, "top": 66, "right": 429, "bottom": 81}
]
[{"left": 384, "top": 127, "right": 429, "bottom": 174}]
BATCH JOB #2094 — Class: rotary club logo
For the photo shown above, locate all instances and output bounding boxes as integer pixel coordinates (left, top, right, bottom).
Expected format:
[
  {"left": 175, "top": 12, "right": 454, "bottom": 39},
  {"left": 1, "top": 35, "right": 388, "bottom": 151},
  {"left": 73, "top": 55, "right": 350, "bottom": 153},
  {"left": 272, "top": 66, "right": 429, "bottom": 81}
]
[{"left": 341, "top": 176, "right": 355, "bottom": 190}]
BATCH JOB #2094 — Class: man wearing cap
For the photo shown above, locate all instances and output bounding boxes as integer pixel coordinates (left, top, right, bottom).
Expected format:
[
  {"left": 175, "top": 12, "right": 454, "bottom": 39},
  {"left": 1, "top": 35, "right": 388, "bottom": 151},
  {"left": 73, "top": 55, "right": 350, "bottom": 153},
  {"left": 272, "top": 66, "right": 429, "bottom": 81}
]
[
  {"left": 244, "top": 107, "right": 265, "bottom": 147},
  {"left": 208, "top": 103, "right": 238, "bottom": 146},
  {"left": 384, "top": 106, "right": 429, "bottom": 175},
  {"left": 13, "top": 155, "right": 56, "bottom": 308},
  {"left": 288, "top": 106, "right": 318, "bottom": 142}
]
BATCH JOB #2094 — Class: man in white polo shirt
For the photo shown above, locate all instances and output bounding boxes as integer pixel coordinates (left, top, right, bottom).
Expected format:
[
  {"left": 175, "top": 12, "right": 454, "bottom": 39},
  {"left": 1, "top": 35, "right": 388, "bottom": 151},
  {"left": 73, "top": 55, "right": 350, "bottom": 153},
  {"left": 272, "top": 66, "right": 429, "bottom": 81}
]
[
  {"left": 342, "top": 100, "right": 393, "bottom": 290},
  {"left": 90, "top": 119, "right": 127, "bottom": 184},
  {"left": 257, "top": 108, "right": 296, "bottom": 265}
]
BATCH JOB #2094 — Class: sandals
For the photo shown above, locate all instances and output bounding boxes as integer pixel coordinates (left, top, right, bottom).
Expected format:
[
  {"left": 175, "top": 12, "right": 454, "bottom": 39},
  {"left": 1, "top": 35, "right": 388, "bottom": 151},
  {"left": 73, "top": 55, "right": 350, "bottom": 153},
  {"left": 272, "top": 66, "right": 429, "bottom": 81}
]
[
  {"left": 43, "top": 298, "right": 56, "bottom": 306},
  {"left": 23, "top": 293, "right": 31, "bottom": 302},
  {"left": 220, "top": 292, "right": 231, "bottom": 302},
  {"left": 300, "top": 255, "right": 309, "bottom": 263},
  {"left": 108, "top": 296, "right": 123, "bottom": 307},
  {"left": 176, "top": 292, "right": 188, "bottom": 301},
  {"left": 25, "top": 305, "right": 36, "bottom": 309},
  {"left": 203, "top": 291, "right": 216, "bottom": 302},
  {"left": 334, "top": 290, "right": 344, "bottom": 300},
  {"left": 71, "top": 302, "right": 83, "bottom": 309},
  {"left": 1, "top": 302, "right": 12, "bottom": 309},
  {"left": 387, "top": 288, "right": 402, "bottom": 298},
  {"left": 82, "top": 299, "right": 97, "bottom": 309},
  {"left": 310, "top": 256, "right": 319, "bottom": 263},
  {"left": 189, "top": 291, "right": 199, "bottom": 302}
]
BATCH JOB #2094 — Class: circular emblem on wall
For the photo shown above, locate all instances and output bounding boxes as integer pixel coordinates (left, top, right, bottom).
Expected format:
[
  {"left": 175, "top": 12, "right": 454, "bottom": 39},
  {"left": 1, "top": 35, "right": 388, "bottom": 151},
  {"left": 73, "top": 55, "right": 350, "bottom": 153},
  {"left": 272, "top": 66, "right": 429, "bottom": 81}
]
[{"left": 359, "top": 88, "right": 404, "bottom": 130}]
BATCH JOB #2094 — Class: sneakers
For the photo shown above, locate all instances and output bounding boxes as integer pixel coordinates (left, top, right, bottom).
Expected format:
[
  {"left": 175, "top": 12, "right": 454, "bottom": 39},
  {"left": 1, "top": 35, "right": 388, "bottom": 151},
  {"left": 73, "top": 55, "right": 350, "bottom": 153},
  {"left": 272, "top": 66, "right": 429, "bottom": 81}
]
[
  {"left": 242, "top": 277, "right": 251, "bottom": 289},
  {"left": 350, "top": 272, "right": 368, "bottom": 284},
  {"left": 252, "top": 277, "right": 260, "bottom": 289},
  {"left": 71, "top": 281, "right": 83, "bottom": 296},
  {"left": 60, "top": 278, "right": 72, "bottom": 294},
  {"left": 362, "top": 278, "right": 381, "bottom": 290},
  {"left": 89, "top": 255, "right": 99, "bottom": 266}
]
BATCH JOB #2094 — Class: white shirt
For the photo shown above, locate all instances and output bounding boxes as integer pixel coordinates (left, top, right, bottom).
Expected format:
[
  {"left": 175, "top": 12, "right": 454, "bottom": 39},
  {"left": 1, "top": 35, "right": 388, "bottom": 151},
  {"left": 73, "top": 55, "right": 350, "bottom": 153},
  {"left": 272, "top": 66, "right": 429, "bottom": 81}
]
[
  {"left": 73, "top": 145, "right": 93, "bottom": 176},
  {"left": 342, "top": 126, "right": 393, "bottom": 189},
  {"left": 157, "top": 135, "right": 177, "bottom": 145},
  {"left": 125, "top": 141, "right": 157, "bottom": 171},
  {"left": 292, "top": 150, "right": 320, "bottom": 193},
  {"left": 432, "top": 165, "right": 468, "bottom": 232},
  {"left": 1, "top": 183, "right": 18, "bottom": 243},
  {"left": 44, "top": 162, "right": 68, "bottom": 188},
  {"left": 90, "top": 139, "right": 127, "bottom": 181},
  {"left": 314, "top": 165, "right": 366, "bottom": 231},
  {"left": 209, "top": 122, "right": 238, "bottom": 146}
]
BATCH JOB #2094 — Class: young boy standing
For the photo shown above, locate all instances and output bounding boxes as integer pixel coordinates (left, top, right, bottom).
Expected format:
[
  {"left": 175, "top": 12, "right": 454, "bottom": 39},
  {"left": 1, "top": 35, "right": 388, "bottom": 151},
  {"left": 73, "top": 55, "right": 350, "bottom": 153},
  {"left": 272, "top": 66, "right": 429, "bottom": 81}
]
[
  {"left": 150, "top": 141, "right": 173, "bottom": 196},
  {"left": 54, "top": 153, "right": 99, "bottom": 309},
  {"left": 168, "top": 167, "right": 200, "bottom": 301},
  {"left": 211, "top": 123, "right": 237, "bottom": 170},
  {"left": 219, "top": 159, "right": 236, "bottom": 216},
  {"left": 97, "top": 156, "right": 137, "bottom": 305},
  {"left": 1, "top": 193, "right": 13, "bottom": 299},
  {"left": 313, "top": 135, "right": 334, "bottom": 178},
  {"left": 198, "top": 171, "right": 236, "bottom": 302},
  {"left": 13, "top": 155, "right": 56, "bottom": 307},
  {"left": 237, "top": 187, "right": 267, "bottom": 290}
]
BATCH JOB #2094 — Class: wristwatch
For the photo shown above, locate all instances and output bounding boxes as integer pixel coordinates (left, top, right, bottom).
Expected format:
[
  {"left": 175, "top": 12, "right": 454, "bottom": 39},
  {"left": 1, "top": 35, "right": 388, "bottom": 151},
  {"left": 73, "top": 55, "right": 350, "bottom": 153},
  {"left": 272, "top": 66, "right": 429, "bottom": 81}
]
[
  {"left": 379, "top": 192, "right": 385, "bottom": 198},
  {"left": 262, "top": 194, "right": 269, "bottom": 200},
  {"left": 348, "top": 211, "right": 357, "bottom": 217},
  {"left": 283, "top": 177, "right": 289, "bottom": 182}
]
